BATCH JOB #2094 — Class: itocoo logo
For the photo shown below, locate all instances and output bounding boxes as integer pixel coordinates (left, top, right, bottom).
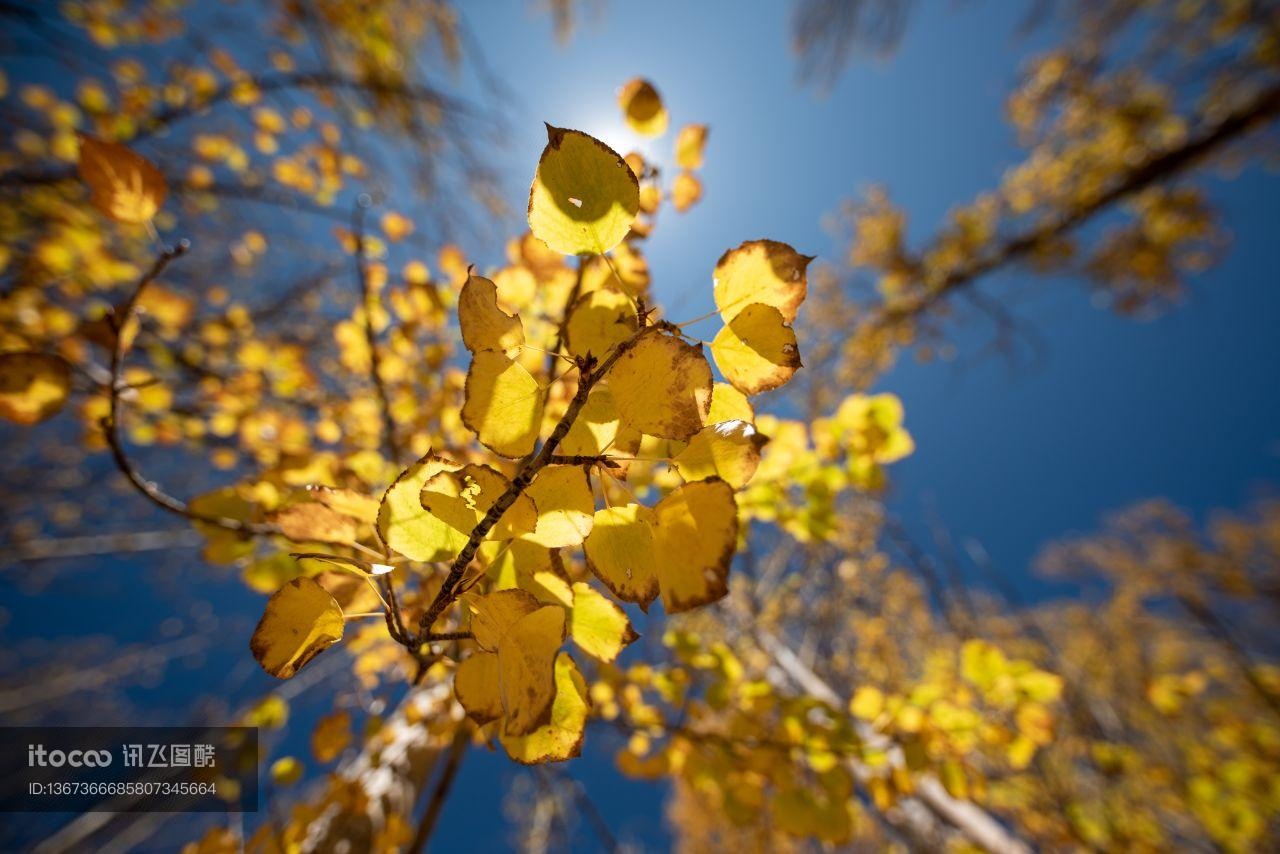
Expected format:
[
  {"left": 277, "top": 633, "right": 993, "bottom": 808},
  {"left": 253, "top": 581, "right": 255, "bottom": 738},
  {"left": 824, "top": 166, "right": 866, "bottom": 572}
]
[{"left": 27, "top": 744, "right": 112, "bottom": 767}]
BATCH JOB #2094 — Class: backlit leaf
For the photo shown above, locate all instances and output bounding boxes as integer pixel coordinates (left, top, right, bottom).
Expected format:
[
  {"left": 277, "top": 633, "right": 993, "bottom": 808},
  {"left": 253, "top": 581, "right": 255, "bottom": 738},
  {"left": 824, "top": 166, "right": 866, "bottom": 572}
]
[
  {"left": 568, "top": 581, "right": 638, "bottom": 662},
  {"left": 653, "top": 478, "right": 738, "bottom": 612},
  {"left": 707, "top": 382, "right": 755, "bottom": 424},
  {"left": 713, "top": 239, "right": 812, "bottom": 324},
  {"left": 673, "top": 420, "right": 769, "bottom": 488},
  {"left": 710, "top": 302, "right": 803, "bottom": 395},
  {"left": 498, "top": 604, "right": 567, "bottom": 735},
  {"left": 672, "top": 171, "right": 703, "bottom": 213},
  {"left": 307, "top": 486, "right": 379, "bottom": 526},
  {"left": 0, "top": 352, "right": 71, "bottom": 425},
  {"left": 462, "top": 351, "right": 546, "bottom": 458},
  {"left": 675, "top": 123, "right": 709, "bottom": 169},
  {"left": 421, "top": 463, "right": 538, "bottom": 541},
  {"left": 77, "top": 134, "right": 167, "bottom": 224},
  {"left": 500, "top": 652, "right": 590, "bottom": 764},
  {"left": 617, "top": 78, "right": 669, "bottom": 137},
  {"left": 608, "top": 332, "right": 711, "bottom": 440},
  {"left": 467, "top": 588, "right": 542, "bottom": 651},
  {"left": 523, "top": 465, "right": 595, "bottom": 547},
  {"left": 250, "top": 577, "right": 344, "bottom": 679},
  {"left": 271, "top": 503, "right": 359, "bottom": 545},
  {"left": 583, "top": 504, "right": 660, "bottom": 606},
  {"left": 528, "top": 126, "right": 639, "bottom": 256},
  {"left": 377, "top": 452, "right": 467, "bottom": 562},
  {"left": 311, "top": 710, "right": 351, "bottom": 763},
  {"left": 455, "top": 652, "right": 504, "bottom": 723},
  {"left": 565, "top": 287, "right": 638, "bottom": 359},
  {"left": 459, "top": 272, "right": 524, "bottom": 356}
]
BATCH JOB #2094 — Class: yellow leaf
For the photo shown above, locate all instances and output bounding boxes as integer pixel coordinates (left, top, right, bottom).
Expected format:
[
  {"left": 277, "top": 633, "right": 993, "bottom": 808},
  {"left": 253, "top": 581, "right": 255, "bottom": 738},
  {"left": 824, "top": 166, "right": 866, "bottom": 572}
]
[
  {"left": 583, "top": 504, "right": 660, "bottom": 606},
  {"left": 421, "top": 463, "right": 538, "bottom": 541},
  {"left": 850, "top": 686, "right": 885, "bottom": 720},
  {"left": 584, "top": 479, "right": 738, "bottom": 612},
  {"left": 270, "top": 756, "right": 303, "bottom": 786},
  {"left": 707, "top": 381, "right": 755, "bottom": 424},
  {"left": 307, "top": 486, "right": 379, "bottom": 526},
  {"left": 523, "top": 465, "right": 595, "bottom": 547},
  {"left": 0, "top": 352, "right": 71, "bottom": 425},
  {"left": 377, "top": 452, "right": 468, "bottom": 562},
  {"left": 569, "top": 581, "right": 638, "bottom": 662},
  {"left": 710, "top": 303, "right": 802, "bottom": 396},
  {"left": 673, "top": 420, "right": 768, "bottom": 488},
  {"left": 463, "top": 351, "right": 546, "bottom": 458},
  {"left": 500, "top": 652, "right": 590, "bottom": 764},
  {"left": 565, "top": 288, "right": 637, "bottom": 359},
  {"left": 528, "top": 125, "right": 639, "bottom": 256},
  {"left": 675, "top": 123, "right": 709, "bottom": 169},
  {"left": 459, "top": 272, "right": 524, "bottom": 356},
  {"left": 455, "top": 651, "right": 504, "bottom": 723},
  {"left": 559, "top": 384, "right": 624, "bottom": 456},
  {"left": 672, "top": 171, "right": 703, "bottom": 213},
  {"left": 311, "top": 710, "right": 351, "bottom": 763},
  {"left": 713, "top": 239, "right": 811, "bottom": 324},
  {"left": 270, "top": 503, "right": 359, "bottom": 545},
  {"left": 380, "top": 211, "right": 414, "bottom": 242},
  {"left": 76, "top": 134, "right": 167, "bottom": 223},
  {"left": 608, "top": 332, "right": 711, "bottom": 440},
  {"left": 250, "top": 577, "right": 344, "bottom": 678},
  {"left": 499, "top": 604, "right": 567, "bottom": 735},
  {"left": 467, "top": 588, "right": 542, "bottom": 651},
  {"left": 653, "top": 478, "right": 738, "bottom": 612},
  {"left": 617, "top": 78, "right": 669, "bottom": 137}
]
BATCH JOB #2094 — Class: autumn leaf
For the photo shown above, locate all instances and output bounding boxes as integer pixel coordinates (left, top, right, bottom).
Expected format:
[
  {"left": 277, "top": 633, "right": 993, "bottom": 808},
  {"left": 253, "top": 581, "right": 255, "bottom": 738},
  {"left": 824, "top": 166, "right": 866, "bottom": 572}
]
[
  {"left": 459, "top": 272, "right": 524, "bottom": 356},
  {"left": 675, "top": 123, "right": 709, "bottom": 169},
  {"left": 0, "top": 352, "right": 71, "bottom": 425},
  {"left": 270, "top": 502, "right": 360, "bottom": 544},
  {"left": 311, "top": 710, "right": 352, "bottom": 763},
  {"left": 607, "top": 331, "right": 712, "bottom": 440},
  {"left": 522, "top": 465, "right": 595, "bottom": 548},
  {"left": 672, "top": 171, "right": 703, "bottom": 213},
  {"left": 76, "top": 134, "right": 167, "bottom": 224},
  {"left": 564, "top": 287, "right": 638, "bottom": 359},
  {"left": 250, "top": 577, "right": 345, "bottom": 679},
  {"left": 673, "top": 420, "right": 769, "bottom": 488},
  {"left": 713, "top": 239, "right": 812, "bottom": 324},
  {"left": 710, "top": 303, "right": 803, "bottom": 396},
  {"left": 617, "top": 78, "right": 669, "bottom": 137},
  {"left": 528, "top": 126, "right": 640, "bottom": 256},
  {"left": 584, "top": 478, "right": 738, "bottom": 612},
  {"left": 499, "top": 652, "right": 590, "bottom": 764},
  {"left": 462, "top": 351, "right": 546, "bottom": 458},
  {"left": 377, "top": 452, "right": 468, "bottom": 562},
  {"left": 421, "top": 463, "right": 538, "bottom": 541}
]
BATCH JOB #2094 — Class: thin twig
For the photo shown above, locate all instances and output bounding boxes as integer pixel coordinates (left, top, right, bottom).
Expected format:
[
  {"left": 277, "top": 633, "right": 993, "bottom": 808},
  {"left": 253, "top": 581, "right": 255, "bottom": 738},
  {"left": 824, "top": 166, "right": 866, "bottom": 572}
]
[
  {"left": 101, "top": 242, "right": 276, "bottom": 535},
  {"left": 352, "top": 196, "right": 402, "bottom": 465}
]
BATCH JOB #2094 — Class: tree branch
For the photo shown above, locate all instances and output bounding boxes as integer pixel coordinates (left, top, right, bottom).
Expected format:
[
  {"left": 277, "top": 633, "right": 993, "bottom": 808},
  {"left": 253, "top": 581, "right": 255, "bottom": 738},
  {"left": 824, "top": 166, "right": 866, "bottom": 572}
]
[
  {"left": 101, "top": 241, "right": 277, "bottom": 535},
  {"left": 352, "top": 196, "right": 403, "bottom": 465},
  {"left": 415, "top": 323, "right": 658, "bottom": 641}
]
